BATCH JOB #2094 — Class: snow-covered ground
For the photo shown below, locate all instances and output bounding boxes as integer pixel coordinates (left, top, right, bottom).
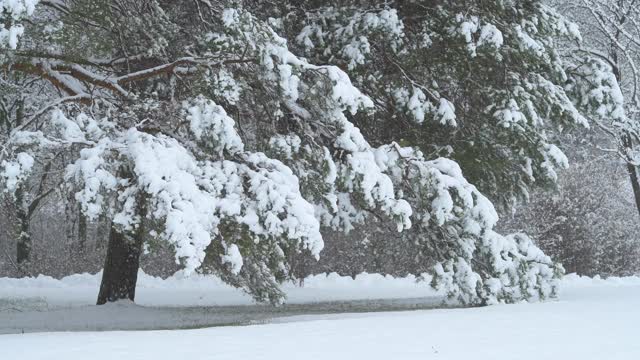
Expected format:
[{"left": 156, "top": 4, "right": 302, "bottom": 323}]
[
  {"left": 1, "top": 273, "right": 639, "bottom": 359},
  {"left": 0, "top": 271, "right": 445, "bottom": 333},
  {"left": 0, "top": 270, "right": 441, "bottom": 308}
]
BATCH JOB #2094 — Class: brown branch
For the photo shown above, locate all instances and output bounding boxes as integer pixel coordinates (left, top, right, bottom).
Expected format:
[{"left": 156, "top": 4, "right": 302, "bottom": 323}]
[
  {"left": 53, "top": 64, "right": 130, "bottom": 97},
  {"left": 19, "top": 94, "right": 91, "bottom": 132},
  {"left": 114, "top": 57, "right": 255, "bottom": 84},
  {"left": 8, "top": 57, "right": 256, "bottom": 108},
  {"left": 28, "top": 188, "right": 55, "bottom": 218},
  {"left": 9, "top": 63, "right": 83, "bottom": 97},
  {"left": 115, "top": 58, "right": 200, "bottom": 84},
  {"left": 28, "top": 154, "right": 61, "bottom": 218}
]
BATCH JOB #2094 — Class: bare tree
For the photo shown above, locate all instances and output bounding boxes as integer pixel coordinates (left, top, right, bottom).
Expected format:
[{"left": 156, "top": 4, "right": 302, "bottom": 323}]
[{"left": 559, "top": 0, "right": 640, "bottom": 216}]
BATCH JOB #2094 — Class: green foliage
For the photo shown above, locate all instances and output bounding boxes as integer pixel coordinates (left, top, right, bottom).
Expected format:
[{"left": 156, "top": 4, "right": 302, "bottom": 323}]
[
  {"left": 3, "top": 0, "right": 611, "bottom": 306},
  {"left": 275, "top": 0, "right": 589, "bottom": 210}
]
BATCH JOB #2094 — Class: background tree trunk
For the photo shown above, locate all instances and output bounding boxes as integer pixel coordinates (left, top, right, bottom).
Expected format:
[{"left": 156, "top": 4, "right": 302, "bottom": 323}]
[
  {"left": 622, "top": 133, "right": 640, "bottom": 217},
  {"left": 15, "top": 219, "right": 31, "bottom": 265},
  {"left": 13, "top": 98, "right": 31, "bottom": 266},
  {"left": 77, "top": 212, "right": 87, "bottom": 252},
  {"left": 15, "top": 186, "right": 31, "bottom": 265}
]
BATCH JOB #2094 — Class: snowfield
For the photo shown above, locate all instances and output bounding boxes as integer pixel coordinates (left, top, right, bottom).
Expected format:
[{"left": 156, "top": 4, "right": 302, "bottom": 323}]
[
  {"left": 0, "top": 270, "right": 441, "bottom": 308},
  {"left": 1, "top": 273, "right": 639, "bottom": 359},
  {"left": 0, "top": 271, "right": 445, "bottom": 333}
]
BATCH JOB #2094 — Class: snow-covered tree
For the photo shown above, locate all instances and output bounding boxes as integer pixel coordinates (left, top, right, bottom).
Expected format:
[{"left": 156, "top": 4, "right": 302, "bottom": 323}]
[
  {"left": 0, "top": 0, "right": 39, "bottom": 50},
  {"left": 554, "top": 0, "right": 640, "bottom": 217},
  {"left": 246, "top": 0, "right": 634, "bottom": 302},
  {"left": 1, "top": 0, "right": 59, "bottom": 268},
  {"left": 2, "top": 2, "right": 408, "bottom": 304},
  {"left": 275, "top": 0, "right": 588, "bottom": 209},
  {"left": 0, "top": 0, "right": 601, "bottom": 306}
]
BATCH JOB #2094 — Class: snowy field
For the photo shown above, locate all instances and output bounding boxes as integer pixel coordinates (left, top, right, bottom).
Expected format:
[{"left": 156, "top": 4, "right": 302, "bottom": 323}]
[
  {"left": 0, "top": 271, "right": 445, "bottom": 333},
  {"left": 0, "top": 270, "right": 442, "bottom": 308},
  {"left": 1, "top": 273, "right": 639, "bottom": 359}
]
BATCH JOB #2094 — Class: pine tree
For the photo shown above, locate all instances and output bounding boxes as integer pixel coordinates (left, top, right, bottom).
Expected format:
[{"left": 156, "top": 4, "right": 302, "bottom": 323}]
[
  {"left": 250, "top": 0, "right": 622, "bottom": 302},
  {"left": 2, "top": 2, "right": 407, "bottom": 304},
  {"left": 0, "top": 0, "right": 611, "bottom": 306},
  {"left": 276, "top": 0, "right": 588, "bottom": 209}
]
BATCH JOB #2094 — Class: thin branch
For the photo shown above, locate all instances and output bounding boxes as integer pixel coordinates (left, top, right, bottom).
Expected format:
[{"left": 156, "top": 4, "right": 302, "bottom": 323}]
[
  {"left": 2, "top": 246, "right": 24, "bottom": 276},
  {"left": 18, "top": 94, "right": 91, "bottom": 132}
]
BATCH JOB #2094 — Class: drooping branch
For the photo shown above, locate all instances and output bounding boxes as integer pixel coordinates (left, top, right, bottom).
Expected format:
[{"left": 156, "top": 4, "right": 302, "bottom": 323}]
[
  {"left": 9, "top": 62, "right": 86, "bottom": 98},
  {"left": 114, "top": 57, "right": 256, "bottom": 84},
  {"left": 8, "top": 57, "right": 256, "bottom": 101}
]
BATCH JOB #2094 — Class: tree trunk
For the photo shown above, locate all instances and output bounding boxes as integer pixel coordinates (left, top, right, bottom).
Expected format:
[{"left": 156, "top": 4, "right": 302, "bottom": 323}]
[
  {"left": 96, "top": 213, "right": 110, "bottom": 251},
  {"left": 96, "top": 223, "right": 144, "bottom": 304},
  {"left": 78, "top": 212, "right": 87, "bottom": 252},
  {"left": 622, "top": 133, "right": 640, "bottom": 217},
  {"left": 15, "top": 217, "right": 31, "bottom": 265},
  {"left": 97, "top": 190, "right": 146, "bottom": 305},
  {"left": 625, "top": 161, "right": 640, "bottom": 217},
  {"left": 12, "top": 98, "right": 31, "bottom": 266},
  {"left": 15, "top": 186, "right": 31, "bottom": 265}
]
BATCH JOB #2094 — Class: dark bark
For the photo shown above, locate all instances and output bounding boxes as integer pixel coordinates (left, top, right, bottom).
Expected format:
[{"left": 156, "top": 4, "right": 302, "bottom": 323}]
[
  {"left": 15, "top": 216, "right": 31, "bottom": 265},
  {"left": 96, "top": 222, "right": 144, "bottom": 304},
  {"left": 610, "top": 49, "right": 640, "bottom": 217},
  {"left": 97, "top": 188, "right": 146, "bottom": 305},
  {"left": 13, "top": 99, "right": 31, "bottom": 266},
  {"left": 15, "top": 187, "right": 31, "bottom": 265},
  {"left": 96, "top": 213, "right": 110, "bottom": 250},
  {"left": 622, "top": 133, "right": 640, "bottom": 217},
  {"left": 78, "top": 212, "right": 87, "bottom": 251},
  {"left": 625, "top": 160, "right": 640, "bottom": 217}
]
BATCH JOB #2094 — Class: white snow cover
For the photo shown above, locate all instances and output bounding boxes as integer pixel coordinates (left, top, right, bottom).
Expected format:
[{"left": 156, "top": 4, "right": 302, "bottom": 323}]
[
  {"left": 1, "top": 270, "right": 635, "bottom": 308},
  {"left": 0, "top": 273, "right": 638, "bottom": 359},
  {"left": 296, "top": 8, "right": 404, "bottom": 70},
  {"left": 0, "top": 0, "right": 38, "bottom": 15},
  {"left": 451, "top": 15, "right": 504, "bottom": 57},
  {"left": 478, "top": 23, "right": 504, "bottom": 48},
  {"left": 453, "top": 14, "right": 481, "bottom": 56},
  {"left": 211, "top": 68, "right": 241, "bottom": 105},
  {"left": 183, "top": 96, "right": 244, "bottom": 155},
  {"left": 269, "top": 134, "right": 302, "bottom": 160},
  {"left": 0, "top": 271, "right": 441, "bottom": 308},
  {"left": 0, "top": 0, "right": 39, "bottom": 49},
  {"left": 0, "top": 152, "right": 34, "bottom": 193},
  {"left": 392, "top": 87, "right": 457, "bottom": 126},
  {"left": 51, "top": 109, "right": 87, "bottom": 142},
  {"left": 64, "top": 112, "right": 323, "bottom": 277},
  {"left": 221, "top": 9, "right": 413, "bottom": 233}
]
